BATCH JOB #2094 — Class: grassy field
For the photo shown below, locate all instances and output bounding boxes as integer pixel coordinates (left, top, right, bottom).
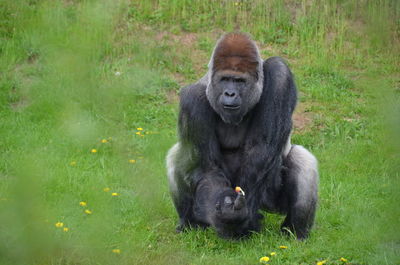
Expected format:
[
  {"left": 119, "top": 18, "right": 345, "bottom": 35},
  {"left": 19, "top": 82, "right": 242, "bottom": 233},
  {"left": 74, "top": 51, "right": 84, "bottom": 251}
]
[{"left": 0, "top": 0, "right": 399, "bottom": 264}]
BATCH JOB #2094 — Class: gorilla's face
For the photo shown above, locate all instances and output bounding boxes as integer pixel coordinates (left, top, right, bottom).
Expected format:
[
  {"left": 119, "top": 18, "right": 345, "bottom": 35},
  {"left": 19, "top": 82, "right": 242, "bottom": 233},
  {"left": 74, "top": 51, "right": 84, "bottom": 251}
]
[{"left": 208, "top": 71, "right": 261, "bottom": 125}]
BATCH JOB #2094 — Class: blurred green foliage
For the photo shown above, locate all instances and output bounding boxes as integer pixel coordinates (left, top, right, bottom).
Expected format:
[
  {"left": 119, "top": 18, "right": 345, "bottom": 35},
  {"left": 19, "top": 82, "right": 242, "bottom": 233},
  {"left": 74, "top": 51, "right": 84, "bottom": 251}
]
[{"left": 0, "top": 0, "right": 399, "bottom": 264}]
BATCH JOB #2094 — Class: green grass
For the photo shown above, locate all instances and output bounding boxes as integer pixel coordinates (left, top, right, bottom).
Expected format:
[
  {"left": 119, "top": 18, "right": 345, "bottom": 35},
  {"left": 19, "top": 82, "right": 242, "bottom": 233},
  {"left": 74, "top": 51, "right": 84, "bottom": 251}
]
[{"left": 0, "top": 0, "right": 399, "bottom": 264}]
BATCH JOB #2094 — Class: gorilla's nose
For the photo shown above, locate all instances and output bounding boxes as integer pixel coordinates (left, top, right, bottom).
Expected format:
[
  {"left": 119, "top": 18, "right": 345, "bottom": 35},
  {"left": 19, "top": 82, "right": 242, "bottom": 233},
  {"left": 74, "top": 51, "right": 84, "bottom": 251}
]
[
  {"left": 224, "top": 90, "right": 236, "bottom": 97},
  {"left": 221, "top": 89, "right": 241, "bottom": 109}
]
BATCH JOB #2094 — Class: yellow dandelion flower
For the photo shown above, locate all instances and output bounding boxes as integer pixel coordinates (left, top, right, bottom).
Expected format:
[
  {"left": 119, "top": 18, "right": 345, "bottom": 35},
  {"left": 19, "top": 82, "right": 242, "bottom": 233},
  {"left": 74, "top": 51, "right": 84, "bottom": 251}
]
[
  {"left": 79, "top": 201, "right": 87, "bottom": 207},
  {"left": 340, "top": 257, "right": 348, "bottom": 263},
  {"left": 111, "top": 192, "right": 119, "bottom": 196},
  {"left": 259, "top": 256, "right": 269, "bottom": 263},
  {"left": 70, "top": 161, "right": 77, "bottom": 166},
  {"left": 63, "top": 227, "right": 69, "bottom": 232},
  {"left": 91, "top": 149, "right": 97, "bottom": 153},
  {"left": 112, "top": 249, "right": 121, "bottom": 254},
  {"left": 235, "top": 186, "right": 245, "bottom": 196},
  {"left": 135, "top": 132, "right": 141, "bottom": 135},
  {"left": 55, "top": 222, "right": 64, "bottom": 228},
  {"left": 270, "top": 252, "right": 276, "bottom": 256},
  {"left": 279, "top": 245, "right": 288, "bottom": 249},
  {"left": 101, "top": 139, "right": 108, "bottom": 143},
  {"left": 317, "top": 260, "right": 327, "bottom": 265},
  {"left": 139, "top": 135, "right": 144, "bottom": 137},
  {"left": 84, "top": 209, "right": 92, "bottom": 215},
  {"left": 129, "top": 159, "right": 136, "bottom": 164},
  {"left": 234, "top": 2, "right": 239, "bottom": 6},
  {"left": 137, "top": 128, "right": 143, "bottom": 131},
  {"left": 103, "top": 187, "right": 110, "bottom": 192}
]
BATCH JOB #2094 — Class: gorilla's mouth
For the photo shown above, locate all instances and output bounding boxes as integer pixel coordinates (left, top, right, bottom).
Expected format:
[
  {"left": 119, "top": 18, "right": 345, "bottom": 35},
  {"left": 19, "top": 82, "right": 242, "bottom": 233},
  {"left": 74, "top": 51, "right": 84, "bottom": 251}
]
[{"left": 223, "top": 104, "right": 240, "bottom": 110}]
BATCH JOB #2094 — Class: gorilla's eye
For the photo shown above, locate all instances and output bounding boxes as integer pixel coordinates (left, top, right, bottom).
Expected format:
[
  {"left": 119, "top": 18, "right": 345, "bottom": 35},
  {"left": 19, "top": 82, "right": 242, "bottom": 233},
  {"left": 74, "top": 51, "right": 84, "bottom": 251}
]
[
  {"left": 220, "top": 77, "right": 246, "bottom": 83},
  {"left": 234, "top": 78, "right": 246, "bottom": 83}
]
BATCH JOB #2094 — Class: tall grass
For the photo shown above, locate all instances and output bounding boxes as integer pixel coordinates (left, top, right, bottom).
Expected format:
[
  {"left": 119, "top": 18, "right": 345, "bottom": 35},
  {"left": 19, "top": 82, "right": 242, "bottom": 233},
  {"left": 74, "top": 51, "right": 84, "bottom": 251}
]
[{"left": 0, "top": 0, "right": 399, "bottom": 264}]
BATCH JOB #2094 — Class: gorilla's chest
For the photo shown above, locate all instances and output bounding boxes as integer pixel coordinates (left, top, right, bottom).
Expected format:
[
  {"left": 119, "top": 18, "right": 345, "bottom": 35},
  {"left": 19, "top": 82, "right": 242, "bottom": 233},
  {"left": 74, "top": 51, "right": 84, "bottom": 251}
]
[
  {"left": 216, "top": 120, "right": 249, "bottom": 181},
  {"left": 216, "top": 120, "right": 249, "bottom": 150}
]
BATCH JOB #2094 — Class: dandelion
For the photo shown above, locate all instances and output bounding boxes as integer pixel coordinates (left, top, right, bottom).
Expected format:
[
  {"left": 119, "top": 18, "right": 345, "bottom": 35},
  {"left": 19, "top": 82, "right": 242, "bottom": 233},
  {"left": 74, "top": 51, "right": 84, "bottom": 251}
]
[
  {"left": 115, "top": 71, "right": 121, "bottom": 76},
  {"left": 317, "top": 260, "right": 327, "bottom": 265},
  {"left": 84, "top": 209, "right": 92, "bottom": 215},
  {"left": 137, "top": 128, "right": 143, "bottom": 131},
  {"left": 63, "top": 227, "right": 69, "bottom": 232},
  {"left": 91, "top": 149, "right": 97, "bottom": 153},
  {"left": 55, "top": 222, "right": 64, "bottom": 228},
  {"left": 112, "top": 249, "right": 121, "bottom": 254},
  {"left": 135, "top": 132, "right": 141, "bottom": 135},
  {"left": 279, "top": 245, "right": 288, "bottom": 249},
  {"left": 270, "top": 252, "right": 276, "bottom": 256},
  {"left": 234, "top": 2, "right": 239, "bottom": 6},
  {"left": 70, "top": 161, "right": 77, "bottom": 166},
  {"left": 340, "top": 257, "right": 348, "bottom": 263},
  {"left": 79, "top": 201, "right": 87, "bottom": 207},
  {"left": 103, "top": 187, "right": 110, "bottom": 192},
  {"left": 101, "top": 139, "right": 108, "bottom": 143},
  {"left": 129, "top": 159, "right": 136, "bottom": 164},
  {"left": 259, "top": 256, "right": 270, "bottom": 263},
  {"left": 235, "top": 186, "right": 245, "bottom": 196},
  {"left": 111, "top": 192, "right": 119, "bottom": 196}
]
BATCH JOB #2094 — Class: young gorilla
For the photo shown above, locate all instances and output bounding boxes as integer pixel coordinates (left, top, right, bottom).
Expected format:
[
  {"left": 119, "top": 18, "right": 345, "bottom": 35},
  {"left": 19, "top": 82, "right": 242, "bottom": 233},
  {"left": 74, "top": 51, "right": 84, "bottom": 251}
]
[{"left": 166, "top": 33, "right": 319, "bottom": 240}]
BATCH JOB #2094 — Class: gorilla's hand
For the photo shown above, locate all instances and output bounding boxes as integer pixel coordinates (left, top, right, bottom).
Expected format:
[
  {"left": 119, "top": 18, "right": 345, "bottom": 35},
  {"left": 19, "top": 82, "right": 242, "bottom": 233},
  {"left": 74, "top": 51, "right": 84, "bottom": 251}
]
[{"left": 213, "top": 189, "right": 250, "bottom": 239}]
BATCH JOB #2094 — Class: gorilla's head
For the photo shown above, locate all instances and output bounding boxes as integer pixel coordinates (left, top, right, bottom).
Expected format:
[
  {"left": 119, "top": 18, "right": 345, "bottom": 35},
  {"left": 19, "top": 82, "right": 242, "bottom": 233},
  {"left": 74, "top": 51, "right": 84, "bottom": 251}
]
[{"left": 206, "top": 33, "right": 264, "bottom": 125}]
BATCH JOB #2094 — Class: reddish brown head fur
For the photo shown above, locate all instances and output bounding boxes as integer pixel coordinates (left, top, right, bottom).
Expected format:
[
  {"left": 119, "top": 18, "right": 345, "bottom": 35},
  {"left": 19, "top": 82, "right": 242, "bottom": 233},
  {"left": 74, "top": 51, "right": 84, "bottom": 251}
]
[{"left": 212, "top": 33, "right": 260, "bottom": 75}]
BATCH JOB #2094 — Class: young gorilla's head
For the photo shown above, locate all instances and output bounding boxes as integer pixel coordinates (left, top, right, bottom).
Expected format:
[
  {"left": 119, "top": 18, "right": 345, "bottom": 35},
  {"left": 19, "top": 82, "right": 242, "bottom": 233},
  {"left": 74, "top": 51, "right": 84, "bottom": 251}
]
[{"left": 206, "top": 33, "right": 264, "bottom": 125}]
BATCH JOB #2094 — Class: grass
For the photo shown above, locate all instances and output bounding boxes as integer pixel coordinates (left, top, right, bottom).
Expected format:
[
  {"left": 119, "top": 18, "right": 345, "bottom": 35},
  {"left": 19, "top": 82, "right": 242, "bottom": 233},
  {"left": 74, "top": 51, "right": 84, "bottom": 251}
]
[{"left": 0, "top": 0, "right": 399, "bottom": 264}]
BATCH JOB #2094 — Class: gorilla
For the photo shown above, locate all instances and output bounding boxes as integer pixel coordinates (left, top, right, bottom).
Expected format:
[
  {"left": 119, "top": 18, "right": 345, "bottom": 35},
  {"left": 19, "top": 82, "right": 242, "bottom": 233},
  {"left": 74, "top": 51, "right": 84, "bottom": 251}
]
[{"left": 166, "top": 33, "right": 318, "bottom": 240}]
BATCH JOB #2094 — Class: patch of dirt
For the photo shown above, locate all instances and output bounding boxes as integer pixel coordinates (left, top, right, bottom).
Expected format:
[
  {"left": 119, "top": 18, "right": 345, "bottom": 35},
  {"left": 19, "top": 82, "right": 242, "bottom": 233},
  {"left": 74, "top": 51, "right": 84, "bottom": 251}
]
[
  {"left": 155, "top": 31, "right": 168, "bottom": 42},
  {"left": 166, "top": 89, "right": 179, "bottom": 104},
  {"left": 284, "top": 0, "right": 303, "bottom": 23},
  {"left": 9, "top": 58, "right": 39, "bottom": 112},
  {"left": 172, "top": 33, "right": 198, "bottom": 47},
  {"left": 347, "top": 18, "right": 366, "bottom": 36},
  {"left": 292, "top": 102, "right": 314, "bottom": 132},
  {"left": 10, "top": 98, "right": 30, "bottom": 112},
  {"left": 173, "top": 72, "right": 187, "bottom": 86},
  {"left": 157, "top": 31, "right": 199, "bottom": 47}
]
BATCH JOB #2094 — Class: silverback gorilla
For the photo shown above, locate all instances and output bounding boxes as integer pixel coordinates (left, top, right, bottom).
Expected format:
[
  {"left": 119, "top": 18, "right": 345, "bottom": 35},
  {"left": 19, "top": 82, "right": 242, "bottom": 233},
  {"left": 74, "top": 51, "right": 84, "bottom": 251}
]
[{"left": 166, "top": 33, "right": 318, "bottom": 240}]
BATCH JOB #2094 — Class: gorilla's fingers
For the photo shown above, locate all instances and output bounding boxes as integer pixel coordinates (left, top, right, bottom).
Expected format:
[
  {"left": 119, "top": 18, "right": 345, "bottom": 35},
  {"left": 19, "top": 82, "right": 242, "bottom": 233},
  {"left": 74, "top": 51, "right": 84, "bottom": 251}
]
[{"left": 234, "top": 194, "right": 245, "bottom": 210}]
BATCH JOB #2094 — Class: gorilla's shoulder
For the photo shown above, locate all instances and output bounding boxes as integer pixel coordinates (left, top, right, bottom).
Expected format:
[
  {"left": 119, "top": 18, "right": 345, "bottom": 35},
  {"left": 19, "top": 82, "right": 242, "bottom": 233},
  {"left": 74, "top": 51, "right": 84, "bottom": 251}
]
[
  {"left": 179, "top": 82, "right": 210, "bottom": 114},
  {"left": 263, "top": 56, "right": 291, "bottom": 77}
]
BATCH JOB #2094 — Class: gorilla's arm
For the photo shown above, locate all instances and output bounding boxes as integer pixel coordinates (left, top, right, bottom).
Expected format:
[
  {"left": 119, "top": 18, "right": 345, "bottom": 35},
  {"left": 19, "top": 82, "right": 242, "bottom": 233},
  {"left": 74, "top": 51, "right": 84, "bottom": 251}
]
[
  {"left": 240, "top": 57, "right": 298, "bottom": 219},
  {"left": 178, "top": 83, "right": 221, "bottom": 175}
]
